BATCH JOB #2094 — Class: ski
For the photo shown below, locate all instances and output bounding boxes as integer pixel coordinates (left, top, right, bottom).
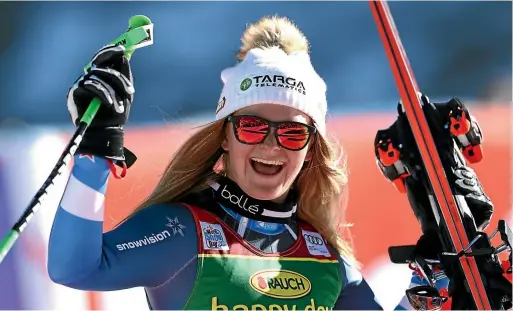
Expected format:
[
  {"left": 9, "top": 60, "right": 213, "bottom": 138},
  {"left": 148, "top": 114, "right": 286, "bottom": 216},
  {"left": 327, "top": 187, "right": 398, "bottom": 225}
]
[{"left": 369, "top": 1, "right": 511, "bottom": 310}]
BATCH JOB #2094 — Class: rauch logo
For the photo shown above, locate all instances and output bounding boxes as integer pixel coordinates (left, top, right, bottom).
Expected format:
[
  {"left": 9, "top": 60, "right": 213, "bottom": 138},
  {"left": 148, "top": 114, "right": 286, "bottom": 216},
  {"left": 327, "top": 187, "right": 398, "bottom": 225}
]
[{"left": 249, "top": 269, "right": 311, "bottom": 299}]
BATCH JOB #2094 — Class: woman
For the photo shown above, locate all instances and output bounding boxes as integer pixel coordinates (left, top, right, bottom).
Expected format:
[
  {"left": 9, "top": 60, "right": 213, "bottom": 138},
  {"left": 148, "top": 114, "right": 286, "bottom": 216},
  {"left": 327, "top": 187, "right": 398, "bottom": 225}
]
[{"left": 48, "top": 16, "right": 438, "bottom": 310}]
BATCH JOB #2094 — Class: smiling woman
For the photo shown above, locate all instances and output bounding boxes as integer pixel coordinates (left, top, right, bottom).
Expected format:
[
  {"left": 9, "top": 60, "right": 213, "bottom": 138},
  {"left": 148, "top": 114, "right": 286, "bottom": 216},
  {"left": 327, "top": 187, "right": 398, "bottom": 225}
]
[{"left": 47, "top": 15, "right": 402, "bottom": 310}]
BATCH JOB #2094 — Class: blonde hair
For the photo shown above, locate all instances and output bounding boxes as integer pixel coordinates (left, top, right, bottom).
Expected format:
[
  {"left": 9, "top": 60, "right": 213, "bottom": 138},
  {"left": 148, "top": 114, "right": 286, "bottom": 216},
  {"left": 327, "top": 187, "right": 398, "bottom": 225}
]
[{"left": 129, "top": 16, "right": 356, "bottom": 265}]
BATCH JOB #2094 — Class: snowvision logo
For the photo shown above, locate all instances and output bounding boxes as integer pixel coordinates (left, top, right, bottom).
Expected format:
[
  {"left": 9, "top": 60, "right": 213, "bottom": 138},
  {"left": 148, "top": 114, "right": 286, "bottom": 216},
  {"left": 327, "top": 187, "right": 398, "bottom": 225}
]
[{"left": 116, "top": 216, "right": 186, "bottom": 251}]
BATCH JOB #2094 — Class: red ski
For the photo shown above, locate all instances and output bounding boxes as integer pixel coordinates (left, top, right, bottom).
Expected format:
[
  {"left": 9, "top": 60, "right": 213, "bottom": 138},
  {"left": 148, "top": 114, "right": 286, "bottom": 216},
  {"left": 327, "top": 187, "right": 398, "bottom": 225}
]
[{"left": 369, "top": 1, "right": 511, "bottom": 310}]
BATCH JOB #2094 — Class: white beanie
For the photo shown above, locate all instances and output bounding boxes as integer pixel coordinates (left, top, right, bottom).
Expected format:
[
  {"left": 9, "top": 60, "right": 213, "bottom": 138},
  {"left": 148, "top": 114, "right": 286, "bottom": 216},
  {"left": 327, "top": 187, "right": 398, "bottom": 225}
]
[{"left": 215, "top": 47, "right": 328, "bottom": 135}]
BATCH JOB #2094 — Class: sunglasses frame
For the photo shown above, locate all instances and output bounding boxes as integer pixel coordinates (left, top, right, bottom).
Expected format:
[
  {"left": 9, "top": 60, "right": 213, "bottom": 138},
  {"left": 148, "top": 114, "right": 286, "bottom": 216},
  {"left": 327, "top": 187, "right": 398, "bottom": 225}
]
[{"left": 226, "top": 114, "right": 317, "bottom": 151}]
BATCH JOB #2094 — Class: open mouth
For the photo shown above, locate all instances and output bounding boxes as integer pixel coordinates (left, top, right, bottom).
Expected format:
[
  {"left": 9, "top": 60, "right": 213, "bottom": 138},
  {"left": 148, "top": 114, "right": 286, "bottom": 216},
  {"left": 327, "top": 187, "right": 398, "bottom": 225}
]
[{"left": 250, "top": 158, "right": 285, "bottom": 176}]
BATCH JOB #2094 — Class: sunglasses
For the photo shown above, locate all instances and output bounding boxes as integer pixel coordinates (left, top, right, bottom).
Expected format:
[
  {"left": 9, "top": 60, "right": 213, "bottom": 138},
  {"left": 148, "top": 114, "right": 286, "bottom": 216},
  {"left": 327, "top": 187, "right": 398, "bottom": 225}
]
[{"left": 227, "top": 115, "right": 317, "bottom": 151}]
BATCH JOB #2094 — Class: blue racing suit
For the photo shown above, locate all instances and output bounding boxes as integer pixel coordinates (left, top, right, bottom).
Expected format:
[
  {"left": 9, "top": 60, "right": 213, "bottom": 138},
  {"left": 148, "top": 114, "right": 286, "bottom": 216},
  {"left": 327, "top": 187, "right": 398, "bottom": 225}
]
[{"left": 47, "top": 154, "right": 447, "bottom": 309}]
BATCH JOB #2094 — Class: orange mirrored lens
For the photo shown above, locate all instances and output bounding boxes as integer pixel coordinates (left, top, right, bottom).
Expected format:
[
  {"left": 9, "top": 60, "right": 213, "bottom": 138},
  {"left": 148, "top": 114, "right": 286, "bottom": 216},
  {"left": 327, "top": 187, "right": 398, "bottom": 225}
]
[
  {"left": 235, "top": 116, "right": 269, "bottom": 143},
  {"left": 233, "top": 116, "right": 311, "bottom": 150},
  {"left": 277, "top": 123, "right": 310, "bottom": 150}
]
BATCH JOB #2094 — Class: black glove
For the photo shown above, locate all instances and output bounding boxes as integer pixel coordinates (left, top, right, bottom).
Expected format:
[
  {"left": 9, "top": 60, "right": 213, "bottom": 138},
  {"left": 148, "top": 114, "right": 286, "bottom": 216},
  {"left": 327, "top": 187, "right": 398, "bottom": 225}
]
[{"left": 66, "top": 44, "right": 137, "bottom": 167}]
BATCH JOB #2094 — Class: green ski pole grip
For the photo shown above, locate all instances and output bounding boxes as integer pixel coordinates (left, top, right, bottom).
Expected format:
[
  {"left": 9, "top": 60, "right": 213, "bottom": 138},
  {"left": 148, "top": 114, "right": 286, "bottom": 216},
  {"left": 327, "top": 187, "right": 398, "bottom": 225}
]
[
  {"left": 0, "top": 231, "right": 19, "bottom": 259},
  {"left": 80, "top": 15, "right": 153, "bottom": 126}
]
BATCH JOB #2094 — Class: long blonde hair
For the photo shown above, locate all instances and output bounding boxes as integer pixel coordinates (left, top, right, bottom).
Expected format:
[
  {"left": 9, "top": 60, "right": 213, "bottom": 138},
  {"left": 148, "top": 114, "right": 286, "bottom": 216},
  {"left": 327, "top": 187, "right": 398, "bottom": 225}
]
[{"left": 130, "top": 16, "right": 356, "bottom": 264}]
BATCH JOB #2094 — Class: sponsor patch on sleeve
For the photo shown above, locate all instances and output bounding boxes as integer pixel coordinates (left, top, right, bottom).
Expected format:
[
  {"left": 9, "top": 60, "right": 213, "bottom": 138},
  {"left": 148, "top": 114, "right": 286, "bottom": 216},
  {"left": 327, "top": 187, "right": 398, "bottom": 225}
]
[
  {"left": 302, "top": 230, "right": 331, "bottom": 257},
  {"left": 200, "top": 221, "right": 230, "bottom": 251}
]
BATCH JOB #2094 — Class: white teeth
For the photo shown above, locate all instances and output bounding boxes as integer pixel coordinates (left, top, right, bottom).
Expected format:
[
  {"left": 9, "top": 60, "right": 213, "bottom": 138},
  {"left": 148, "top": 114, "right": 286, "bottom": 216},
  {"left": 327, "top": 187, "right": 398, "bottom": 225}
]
[{"left": 251, "top": 158, "right": 284, "bottom": 166}]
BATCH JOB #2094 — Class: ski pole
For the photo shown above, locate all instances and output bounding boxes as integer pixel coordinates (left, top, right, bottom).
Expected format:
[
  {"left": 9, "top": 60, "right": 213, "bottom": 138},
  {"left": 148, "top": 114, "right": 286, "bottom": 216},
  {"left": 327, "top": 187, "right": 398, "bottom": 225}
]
[{"left": 0, "top": 15, "right": 154, "bottom": 264}]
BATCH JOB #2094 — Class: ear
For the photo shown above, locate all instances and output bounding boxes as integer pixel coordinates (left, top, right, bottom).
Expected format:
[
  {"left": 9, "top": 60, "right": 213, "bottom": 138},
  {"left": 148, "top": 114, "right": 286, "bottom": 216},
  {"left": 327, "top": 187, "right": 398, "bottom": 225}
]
[
  {"left": 221, "top": 138, "right": 229, "bottom": 151},
  {"left": 304, "top": 150, "right": 312, "bottom": 162}
]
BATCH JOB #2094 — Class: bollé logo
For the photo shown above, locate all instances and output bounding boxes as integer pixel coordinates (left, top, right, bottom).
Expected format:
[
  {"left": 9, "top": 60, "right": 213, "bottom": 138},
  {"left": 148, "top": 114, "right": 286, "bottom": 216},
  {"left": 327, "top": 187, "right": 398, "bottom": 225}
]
[
  {"left": 249, "top": 269, "right": 312, "bottom": 299},
  {"left": 220, "top": 185, "right": 260, "bottom": 215}
]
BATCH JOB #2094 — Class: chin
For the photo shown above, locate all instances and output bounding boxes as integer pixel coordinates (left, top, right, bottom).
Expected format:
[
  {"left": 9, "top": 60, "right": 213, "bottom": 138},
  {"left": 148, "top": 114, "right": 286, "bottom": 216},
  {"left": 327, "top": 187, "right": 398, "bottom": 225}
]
[{"left": 241, "top": 183, "right": 289, "bottom": 202}]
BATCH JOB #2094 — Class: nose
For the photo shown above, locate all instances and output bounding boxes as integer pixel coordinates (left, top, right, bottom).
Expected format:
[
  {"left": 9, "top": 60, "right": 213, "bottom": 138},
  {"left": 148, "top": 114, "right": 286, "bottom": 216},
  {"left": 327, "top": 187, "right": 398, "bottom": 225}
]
[{"left": 261, "top": 128, "right": 281, "bottom": 150}]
